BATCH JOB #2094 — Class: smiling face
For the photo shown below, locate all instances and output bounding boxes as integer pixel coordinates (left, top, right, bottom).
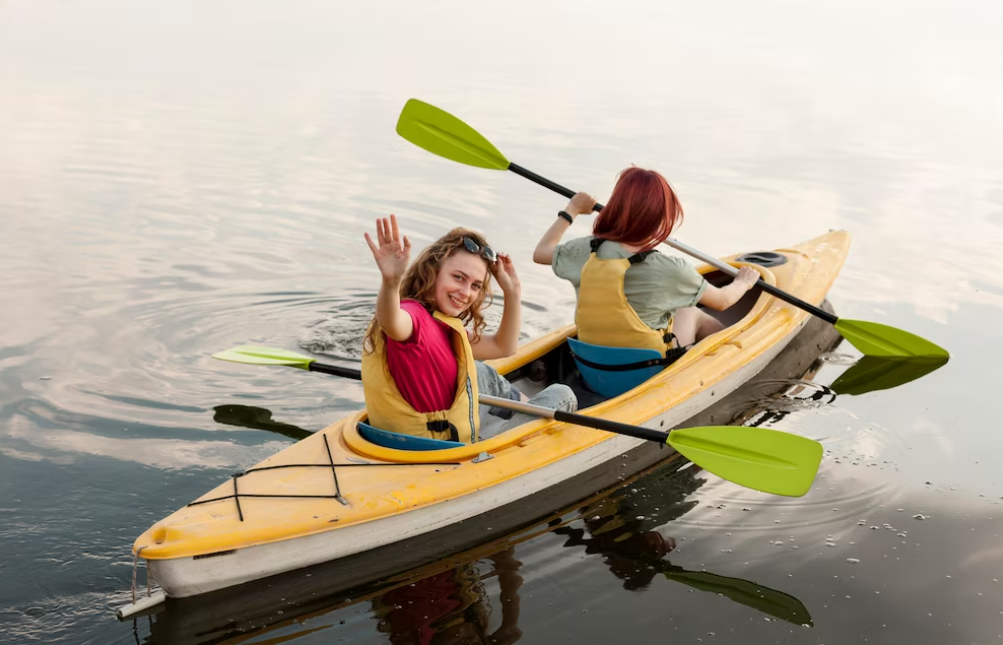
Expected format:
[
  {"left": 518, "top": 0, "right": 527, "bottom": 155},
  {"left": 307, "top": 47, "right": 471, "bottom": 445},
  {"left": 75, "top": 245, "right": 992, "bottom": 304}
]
[{"left": 433, "top": 251, "right": 489, "bottom": 317}]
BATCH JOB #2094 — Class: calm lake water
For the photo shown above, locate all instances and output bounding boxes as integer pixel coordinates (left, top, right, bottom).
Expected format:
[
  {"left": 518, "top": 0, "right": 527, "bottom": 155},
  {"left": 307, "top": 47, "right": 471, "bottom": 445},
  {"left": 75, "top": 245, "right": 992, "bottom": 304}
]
[{"left": 2, "top": 1, "right": 1002, "bottom": 643}]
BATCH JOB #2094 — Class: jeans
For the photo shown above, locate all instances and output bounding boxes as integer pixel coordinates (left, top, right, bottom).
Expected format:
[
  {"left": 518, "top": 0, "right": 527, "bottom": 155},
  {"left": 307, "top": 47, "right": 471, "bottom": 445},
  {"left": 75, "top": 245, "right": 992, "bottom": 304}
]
[{"left": 475, "top": 361, "right": 578, "bottom": 440}]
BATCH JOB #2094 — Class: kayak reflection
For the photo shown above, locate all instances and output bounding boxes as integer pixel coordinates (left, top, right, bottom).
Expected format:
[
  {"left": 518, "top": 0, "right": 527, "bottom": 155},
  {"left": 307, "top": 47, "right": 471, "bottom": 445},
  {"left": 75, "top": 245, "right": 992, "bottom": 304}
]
[
  {"left": 143, "top": 453, "right": 808, "bottom": 644},
  {"left": 372, "top": 548, "right": 524, "bottom": 645}
]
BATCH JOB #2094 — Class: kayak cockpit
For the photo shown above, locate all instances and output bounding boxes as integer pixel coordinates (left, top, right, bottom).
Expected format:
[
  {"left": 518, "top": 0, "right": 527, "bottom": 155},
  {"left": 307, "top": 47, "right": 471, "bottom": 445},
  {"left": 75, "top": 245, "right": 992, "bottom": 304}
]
[
  {"left": 346, "top": 262, "right": 777, "bottom": 459},
  {"left": 503, "top": 264, "right": 769, "bottom": 404}
]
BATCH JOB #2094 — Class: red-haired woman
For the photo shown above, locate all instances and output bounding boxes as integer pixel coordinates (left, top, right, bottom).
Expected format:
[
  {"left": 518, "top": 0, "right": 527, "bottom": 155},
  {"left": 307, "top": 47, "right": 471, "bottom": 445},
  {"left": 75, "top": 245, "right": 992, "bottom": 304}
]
[{"left": 533, "top": 167, "right": 758, "bottom": 353}]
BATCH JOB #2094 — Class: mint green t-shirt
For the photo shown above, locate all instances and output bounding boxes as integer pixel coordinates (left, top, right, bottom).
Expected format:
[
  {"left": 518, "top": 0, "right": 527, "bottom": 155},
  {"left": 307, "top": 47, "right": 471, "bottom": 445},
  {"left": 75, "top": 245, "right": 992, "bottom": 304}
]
[{"left": 552, "top": 236, "right": 708, "bottom": 330}]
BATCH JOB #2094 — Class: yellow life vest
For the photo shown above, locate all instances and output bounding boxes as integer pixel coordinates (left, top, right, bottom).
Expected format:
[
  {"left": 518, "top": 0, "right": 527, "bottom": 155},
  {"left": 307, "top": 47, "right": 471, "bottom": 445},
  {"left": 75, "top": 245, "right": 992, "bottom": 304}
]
[
  {"left": 575, "top": 238, "right": 677, "bottom": 356},
  {"left": 361, "top": 309, "right": 480, "bottom": 443}
]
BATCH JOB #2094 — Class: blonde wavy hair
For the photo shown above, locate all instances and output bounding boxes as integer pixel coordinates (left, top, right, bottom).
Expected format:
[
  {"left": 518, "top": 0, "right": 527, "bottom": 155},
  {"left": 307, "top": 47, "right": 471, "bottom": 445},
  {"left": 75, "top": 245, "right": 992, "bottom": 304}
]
[{"left": 363, "top": 227, "right": 495, "bottom": 354}]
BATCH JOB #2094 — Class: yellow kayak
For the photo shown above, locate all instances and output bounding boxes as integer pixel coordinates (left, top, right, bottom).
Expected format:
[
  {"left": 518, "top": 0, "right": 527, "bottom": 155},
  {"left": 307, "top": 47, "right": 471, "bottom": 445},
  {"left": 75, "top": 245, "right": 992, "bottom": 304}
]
[{"left": 134, "top": 230, "right": 851, "bottom": 598}]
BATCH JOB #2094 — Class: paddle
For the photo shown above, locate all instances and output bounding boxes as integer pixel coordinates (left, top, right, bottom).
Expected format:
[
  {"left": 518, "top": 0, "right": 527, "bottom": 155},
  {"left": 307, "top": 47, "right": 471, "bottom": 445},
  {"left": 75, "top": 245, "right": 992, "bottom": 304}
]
[
  {"left": 396, "top": 98, "right": 949, "bottom": 360},
  {"left": 213, "top": 345, "right": 823, "bottom": 497}
]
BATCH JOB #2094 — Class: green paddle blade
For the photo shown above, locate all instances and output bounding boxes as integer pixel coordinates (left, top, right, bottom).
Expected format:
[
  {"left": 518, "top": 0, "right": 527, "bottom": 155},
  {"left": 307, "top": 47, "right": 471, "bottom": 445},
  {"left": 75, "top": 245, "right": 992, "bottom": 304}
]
[
  {"left": 667, "top": 426, "right": 823, "bottom": 497},
  {"left": 663, "top": 567, "right": 812, "bottom": 626},
  {"left": 212, "top": 345, "right": 315, "bottom": 370},
  {"left": 396, "top": 98, "right": 510, "bottom": 170},
  {"left": 835, "top": 318, "right": 949, "bottom": 359},
  {"left": 830, "top": 354, "right": 948, "bottom": 396}
]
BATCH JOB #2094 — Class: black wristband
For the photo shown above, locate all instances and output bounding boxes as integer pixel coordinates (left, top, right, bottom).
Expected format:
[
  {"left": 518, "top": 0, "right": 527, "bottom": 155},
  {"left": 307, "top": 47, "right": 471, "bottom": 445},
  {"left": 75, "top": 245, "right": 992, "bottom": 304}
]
[{"left": 558, "top": 211, "right": 574, "bottom": 224}]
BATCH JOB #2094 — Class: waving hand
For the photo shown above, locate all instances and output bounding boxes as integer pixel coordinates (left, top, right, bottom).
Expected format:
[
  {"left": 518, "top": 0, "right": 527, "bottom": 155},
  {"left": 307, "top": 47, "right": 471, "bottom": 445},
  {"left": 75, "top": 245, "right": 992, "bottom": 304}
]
[{"left": 364, "top": 214, "right": 412, "bottom": 284}]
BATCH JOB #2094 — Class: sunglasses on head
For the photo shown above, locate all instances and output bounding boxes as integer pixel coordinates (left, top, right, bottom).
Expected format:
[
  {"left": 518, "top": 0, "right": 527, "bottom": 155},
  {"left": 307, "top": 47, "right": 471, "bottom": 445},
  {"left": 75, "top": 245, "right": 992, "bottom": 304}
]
[{"left": 462, "top": 236, "right": 497, "bottom": 263}]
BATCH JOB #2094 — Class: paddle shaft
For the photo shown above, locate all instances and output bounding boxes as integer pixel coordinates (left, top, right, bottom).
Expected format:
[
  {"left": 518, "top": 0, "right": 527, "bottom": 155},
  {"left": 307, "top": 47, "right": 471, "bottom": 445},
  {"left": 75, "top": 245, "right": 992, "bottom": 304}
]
[
  {"left": 479, "top": 394, "right": 669, "bottom": 444},
  {"left": 508, "top": 163, "right": 838, "bottom": 325},
  {"left": 307, "top": 362, "right": 364, "bottom": 379},
  {"left": 661, "top": 237, "right": 838, "bottom": 325},
  {"left": 303, "top": 361, "right": 670, "bottom": 444}
]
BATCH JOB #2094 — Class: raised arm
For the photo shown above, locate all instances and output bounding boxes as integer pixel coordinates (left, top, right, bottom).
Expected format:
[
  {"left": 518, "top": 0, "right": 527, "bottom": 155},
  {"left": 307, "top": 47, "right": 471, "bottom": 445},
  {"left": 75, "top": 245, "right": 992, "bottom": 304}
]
[
  {"left": 364, "top": 215, "right": 414, "bottom": 342},
  {"left": 533, "top": 192, "right": 597, "bottom": 265},
  {"left": 470, "top": 253, "right": 522, "bottom": 360},
  {"left": 697, "top": 265, "right": 759, "bottom": 311}
]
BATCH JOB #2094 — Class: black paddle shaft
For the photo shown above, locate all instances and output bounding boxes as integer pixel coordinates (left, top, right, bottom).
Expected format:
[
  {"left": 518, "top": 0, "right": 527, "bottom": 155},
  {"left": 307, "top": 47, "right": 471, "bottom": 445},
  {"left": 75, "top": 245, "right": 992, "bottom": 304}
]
[
  {"left": 506, "top": 163, "right": 838, "bottom": 325},
  {"left": 508, "top": 163, "right": 606, "bottom": 211},
  {"left": 553, "top": 409, "right": 670, "bottom": 444},
  {"left": 308, "top": 362, "right": 363, "bottom": 380}
]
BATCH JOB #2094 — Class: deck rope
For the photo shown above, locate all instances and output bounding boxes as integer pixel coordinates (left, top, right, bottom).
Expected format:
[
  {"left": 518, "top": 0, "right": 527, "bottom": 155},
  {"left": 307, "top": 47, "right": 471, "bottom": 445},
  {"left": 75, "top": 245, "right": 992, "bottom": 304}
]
[
  {"left": 322, "top": 434, "right": 344, "bottom": 502},
  {"left": 232, "top": 474, "right": 244, "bottom": 522},
  {"left": 184, "top": 454, "right": 460, "bottom": 519}
]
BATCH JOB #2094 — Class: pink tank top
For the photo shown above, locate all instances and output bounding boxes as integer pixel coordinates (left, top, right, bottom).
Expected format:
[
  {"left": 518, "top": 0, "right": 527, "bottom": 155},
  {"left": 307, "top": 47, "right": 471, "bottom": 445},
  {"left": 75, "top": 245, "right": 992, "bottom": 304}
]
[{"left": 385, "top": 300, "right": 460, "bottom": 413}]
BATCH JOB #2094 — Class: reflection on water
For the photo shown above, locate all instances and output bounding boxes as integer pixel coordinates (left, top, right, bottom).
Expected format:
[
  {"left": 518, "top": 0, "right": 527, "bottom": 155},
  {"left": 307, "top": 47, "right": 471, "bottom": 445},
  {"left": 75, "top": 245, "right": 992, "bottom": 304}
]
[
  {"left": 372, "top": 548, "right": 525, "bottom": 645},
  {"left": 145, "top": 454, "right": 812, "bottom": 644},
  {"left": 552, "top": 465, "right": 703, "bottom": 592},
  {"left": 741, "top": 380, "right": 838, "bottom": 428},
  {"left": 830, "top": 355, "right": 949, "bottom": 396},
  {"left": 212, "top": 404, "right": 313, "bottom": 441}
]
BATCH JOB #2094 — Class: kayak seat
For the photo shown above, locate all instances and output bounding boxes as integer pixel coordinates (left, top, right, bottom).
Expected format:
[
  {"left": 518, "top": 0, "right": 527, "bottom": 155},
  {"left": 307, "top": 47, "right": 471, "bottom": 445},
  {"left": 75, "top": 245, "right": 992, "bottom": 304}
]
[
  {"left": 356, "top": 421, "right": 466, "bottom": 451},
  {"left": 566, "top": 337, "right": 670, "bottom": 398}
]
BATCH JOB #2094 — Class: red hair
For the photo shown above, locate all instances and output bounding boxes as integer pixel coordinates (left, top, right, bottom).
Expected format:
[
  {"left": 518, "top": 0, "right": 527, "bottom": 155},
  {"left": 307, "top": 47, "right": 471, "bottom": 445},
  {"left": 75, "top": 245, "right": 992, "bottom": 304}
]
[{"left": 592, "top": 167, "right": 683, "bottom": 251}]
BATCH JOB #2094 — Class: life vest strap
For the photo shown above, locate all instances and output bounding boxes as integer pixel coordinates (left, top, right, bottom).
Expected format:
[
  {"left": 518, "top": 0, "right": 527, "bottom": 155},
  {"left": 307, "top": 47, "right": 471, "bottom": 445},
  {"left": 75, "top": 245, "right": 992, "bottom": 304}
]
[
  {"left": 426, "top": 419, "right": 460, "bottom": 443},
  {"left": 589, "top": 237, "right": 657, "bottom": 265},
  {"left": 628, "top": 250, "right": 655, "bottom": 264}
]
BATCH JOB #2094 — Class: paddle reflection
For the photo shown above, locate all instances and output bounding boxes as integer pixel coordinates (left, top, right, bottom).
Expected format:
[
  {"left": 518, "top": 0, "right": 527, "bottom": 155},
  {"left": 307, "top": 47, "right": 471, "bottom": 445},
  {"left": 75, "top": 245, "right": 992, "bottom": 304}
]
[
  {"left": 212, "top": 404, "right": 313, "bottom": 440},
  {"left": 830, "top": 355, "right": 949, "bottom": 396}
]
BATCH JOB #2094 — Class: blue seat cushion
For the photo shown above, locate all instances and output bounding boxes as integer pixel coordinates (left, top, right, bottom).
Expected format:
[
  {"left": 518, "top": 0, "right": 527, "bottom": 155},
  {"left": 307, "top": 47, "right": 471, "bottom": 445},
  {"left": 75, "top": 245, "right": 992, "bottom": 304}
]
[
  {"left": 357, "top": 421, "right": 466, "bottom": 451},
  {"left": 567, "top": 337, "right": 667, "bottom": 398}
]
